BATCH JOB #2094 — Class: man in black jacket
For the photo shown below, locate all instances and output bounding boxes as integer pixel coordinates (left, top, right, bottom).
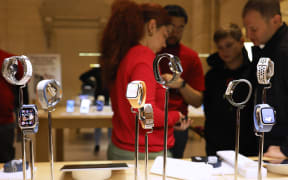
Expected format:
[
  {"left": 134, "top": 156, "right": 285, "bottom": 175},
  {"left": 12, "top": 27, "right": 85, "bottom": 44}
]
[
  {"left": 243, "top": 0, "right": 288, "bottom": 158},
  {"left": 204, "top": 24, "right": 258, "bottom": 156}
]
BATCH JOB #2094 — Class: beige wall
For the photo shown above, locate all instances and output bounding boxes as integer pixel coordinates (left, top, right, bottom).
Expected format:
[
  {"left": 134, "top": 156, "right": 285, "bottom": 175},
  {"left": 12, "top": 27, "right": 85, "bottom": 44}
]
[{"left": 1, "top": 0, "right": 288, "bottom": 102}]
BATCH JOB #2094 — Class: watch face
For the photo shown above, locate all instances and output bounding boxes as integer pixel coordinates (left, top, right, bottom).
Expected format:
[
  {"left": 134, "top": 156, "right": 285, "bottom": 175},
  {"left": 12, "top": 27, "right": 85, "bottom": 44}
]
[
  {"left": 126, "top": 83, "right": 139, "bottom": 98},
  {"left": 261, "top": 107, "right": 275, "bottom": 124},
  {"left": 20, "top": 108, "right": 36, "bottom": 127}
]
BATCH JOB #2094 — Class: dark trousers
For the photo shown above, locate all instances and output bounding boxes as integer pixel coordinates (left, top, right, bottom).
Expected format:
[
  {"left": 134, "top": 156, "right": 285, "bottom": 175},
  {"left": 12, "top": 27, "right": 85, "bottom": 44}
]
[
  {"left": 170, "top": 129, "right": 188, "bottom": 158},
  {"left": 0, "top": 123, "right": 15, "bottom": 163}
]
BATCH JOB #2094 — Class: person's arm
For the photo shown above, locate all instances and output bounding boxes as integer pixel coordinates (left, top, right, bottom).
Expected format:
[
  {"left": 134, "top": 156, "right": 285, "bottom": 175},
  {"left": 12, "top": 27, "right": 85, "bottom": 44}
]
[
  {"left": 264, "top": 145, "right": 287, "bottom": 159},
  {"left": 161, "top": 74, "right": 202, "bottom": 107},
  {"left": 162, "top": 53, "right": 205, "bottom": 107}
]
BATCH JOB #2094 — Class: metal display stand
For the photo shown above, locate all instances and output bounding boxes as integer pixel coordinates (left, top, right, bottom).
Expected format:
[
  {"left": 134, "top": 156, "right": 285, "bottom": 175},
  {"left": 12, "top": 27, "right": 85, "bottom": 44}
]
[
  {"left": 1, "top": 56, "right": 34, "bottom": 180},
  {"left": 153, "top": 53, "right": 183, "bottom": 179},
  {"left": 140, "top": 104, "right": 154, "bottom": 180},
  {"left": 126, "top": 81, "right": 147, "bottom": 180},
  {"left": 130, "top": 108, "right": 139, "bottom": 180},
  {"left": 224, "top": 79, "right": 252, "bottom": 180},
  {"left": 255, "top": 58, "right": 275, "bottom": 180},
  {"left": 37, "top": 79, "right": 62, "bottom": 180}
]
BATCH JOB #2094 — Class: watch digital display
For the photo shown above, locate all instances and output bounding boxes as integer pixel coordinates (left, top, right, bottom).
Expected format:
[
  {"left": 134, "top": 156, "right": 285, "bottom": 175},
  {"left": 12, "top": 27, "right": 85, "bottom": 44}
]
[
  {"left": 261, "top": 107, "right": 275, "bottom": 124},
  {"left": 20, "top": 108, "right": 36, "bottom": 127},
  {"left": 126, "top": 83, "right": 139, "bottom": 98}
]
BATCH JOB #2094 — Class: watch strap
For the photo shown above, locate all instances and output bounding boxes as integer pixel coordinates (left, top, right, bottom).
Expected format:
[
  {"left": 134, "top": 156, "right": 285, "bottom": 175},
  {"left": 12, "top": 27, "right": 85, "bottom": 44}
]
[
  {"left": 257, "top": 57, "right": 274, "bottom": 85},
  {"left": 180, "top": 80, "right": 186, "bottom": 89},
  {"left": 37, "top": 79, "right": 62, "bottom": 110},
  {"left": 2, "top": 55, "right": 32, "bottom": 86},
  {"left": 153, "top": 53, "right": 183, "bottom": 86},
  {"left": 224, "top": 79, "right": 252, "bottom": 108}
]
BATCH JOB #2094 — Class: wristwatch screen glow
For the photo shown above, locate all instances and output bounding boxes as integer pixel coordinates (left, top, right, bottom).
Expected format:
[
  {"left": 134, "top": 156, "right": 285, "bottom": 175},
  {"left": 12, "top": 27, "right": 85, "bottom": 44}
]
[
  {"left": 253, "top": 104, "right": 276, "bottom": 132},
  {"left": 261, "top": 107, "right": 275, "bottom": 124},
  {"left": 20, "top": 108, "right": 36, "bottom": 127},
  {"left": 126, "top": 81, "right": 146, "bottom": 109},
  {"left": 126, "top": 83, "right": 139, "bottom": 98}
]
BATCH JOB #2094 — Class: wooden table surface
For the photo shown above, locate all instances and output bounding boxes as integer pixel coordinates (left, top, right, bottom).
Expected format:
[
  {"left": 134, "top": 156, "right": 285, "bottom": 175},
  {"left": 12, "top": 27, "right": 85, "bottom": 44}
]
[{"left": 1, "top": 160, "right": 288, "bottom": 180}]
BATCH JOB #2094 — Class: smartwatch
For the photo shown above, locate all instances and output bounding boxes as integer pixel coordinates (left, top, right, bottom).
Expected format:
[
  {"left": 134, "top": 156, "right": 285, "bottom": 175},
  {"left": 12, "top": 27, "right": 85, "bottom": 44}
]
[
  {"left": 153, "top": 53, "right": 183, "bottom": 86},
  {"left": 126, "top": 81, "right": 146, "bottom": 109},
  {"left": 253, "top": 104, "right": 276, "bottom": 132},
  {"left": 139, "top": 104, "right": 154, "bottom": 130},
  {"left": 37, "top": 79, "right": 62, "bottom": 110},
  {"left": 257, "top": 57, "right": 274, "bottom": 85},
  {"left": 1, "top": 55, "right": 32, "bottom": 85},
  {"left": 224, "top": 79, "right": 252, "bottom": 107},
  {"left": 18, "top": 104, "right": 39, "bottom": 134}
]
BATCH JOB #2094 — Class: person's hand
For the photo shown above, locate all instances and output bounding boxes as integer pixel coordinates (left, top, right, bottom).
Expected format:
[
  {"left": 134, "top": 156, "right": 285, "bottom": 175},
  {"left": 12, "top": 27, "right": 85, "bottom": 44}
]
[
  {"left": 174, "top": 112, "right": 192, "bottom": 131},
  {"left": 161, "top": 73, "right": 183, "bottom": 89},
  {"left": 264, "top": 145, "right": 287, "bottom": 159}
]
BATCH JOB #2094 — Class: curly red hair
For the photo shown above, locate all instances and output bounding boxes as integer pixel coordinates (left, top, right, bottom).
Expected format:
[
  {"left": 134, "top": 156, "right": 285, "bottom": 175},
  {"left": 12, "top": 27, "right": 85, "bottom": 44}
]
[{"left": 100, "top": 0, "right": 170, "bottom": 86}]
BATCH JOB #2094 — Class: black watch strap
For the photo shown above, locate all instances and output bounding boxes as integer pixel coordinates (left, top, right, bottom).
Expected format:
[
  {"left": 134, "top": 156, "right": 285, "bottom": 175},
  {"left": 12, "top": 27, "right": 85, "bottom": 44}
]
[{"left": 180, "top": 80, "right": 186, "bottom": 89}]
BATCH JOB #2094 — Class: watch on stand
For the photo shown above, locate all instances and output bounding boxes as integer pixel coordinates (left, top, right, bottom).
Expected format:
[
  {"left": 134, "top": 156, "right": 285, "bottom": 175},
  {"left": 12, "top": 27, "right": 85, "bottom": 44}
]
[
  {"left": 224, "top": 79, "right": 252, "bottom": 180},
  {"left": 255, "top": 57, "right": 275, "bottom": 180},
  {"left": 257, "top": 58, "right": 274, "bottom": 85},
  {"left": 126, "top": 80, "right": 147, "bottom": 180},
  {"left": 254, "top": 104, "right": 276, "bottom": 133},
  {"left": 153, "top": 53, "right": 183, "bottom": 180},
  {"left": 126, "top": 81, "right": 146, "bottom": 109},
  {"left": 2, "top": 55, "right": 32, "bottom": 85},
  {"left": 19, "top": 105, "right": 39, "bottom": 134},
  {"left": 37, "top": 79, "right": 62, "bottom": 180},
  {"left": 1, "top": 55, "right": 35, "bottom": 180}
]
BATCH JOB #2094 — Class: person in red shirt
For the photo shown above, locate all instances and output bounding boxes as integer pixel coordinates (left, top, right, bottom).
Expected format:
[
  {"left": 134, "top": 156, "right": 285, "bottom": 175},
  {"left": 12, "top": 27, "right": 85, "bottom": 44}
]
[
  {"left": 100, "top": 1, "right": 186, "bottom": 160},
  {"left": 0, "top": 49, "right": 17, "bottom": 162},
  {"left": 160, "top": 5, "right": 205, "bottom": 158}
]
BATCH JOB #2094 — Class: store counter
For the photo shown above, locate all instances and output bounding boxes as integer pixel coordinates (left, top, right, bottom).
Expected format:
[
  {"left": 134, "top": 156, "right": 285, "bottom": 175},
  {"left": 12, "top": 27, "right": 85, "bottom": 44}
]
[{"left": 1, "top": 160, "right": 287, "bottom": 180}]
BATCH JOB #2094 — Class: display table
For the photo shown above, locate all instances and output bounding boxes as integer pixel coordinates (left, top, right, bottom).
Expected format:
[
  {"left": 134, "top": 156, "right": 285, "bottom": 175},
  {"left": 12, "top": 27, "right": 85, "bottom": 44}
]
[
  {"left": 35, "top": 106, "right": 205, "bottom": 162},
  {"left": 36, "top": 106, "right": 113, "bottom": 162},
  {"left": 0, "top": 160, "right": 287, "bottom": 180}
]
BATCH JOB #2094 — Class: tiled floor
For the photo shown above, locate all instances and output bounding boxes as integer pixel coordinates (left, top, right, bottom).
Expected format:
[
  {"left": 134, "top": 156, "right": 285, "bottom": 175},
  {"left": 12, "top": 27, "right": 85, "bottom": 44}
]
[{"left": 15, "top": 128, "right": 206, "bottom": 162}]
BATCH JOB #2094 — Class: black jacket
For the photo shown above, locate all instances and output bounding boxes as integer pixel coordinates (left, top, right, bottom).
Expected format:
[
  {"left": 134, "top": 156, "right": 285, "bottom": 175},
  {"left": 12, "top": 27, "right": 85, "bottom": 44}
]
[
  {"left": 251, "top": 23, "right": 288, "bottom": 156},
  {"left": 204, "top": 48, "right": 258, "bottom": 156}
]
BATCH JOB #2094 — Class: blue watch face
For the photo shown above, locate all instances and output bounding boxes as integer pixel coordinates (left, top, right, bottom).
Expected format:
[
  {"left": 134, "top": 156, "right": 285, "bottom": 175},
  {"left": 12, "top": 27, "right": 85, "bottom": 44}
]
[{"left": 261, "top": 107, "right": 275, "bottom": 124}]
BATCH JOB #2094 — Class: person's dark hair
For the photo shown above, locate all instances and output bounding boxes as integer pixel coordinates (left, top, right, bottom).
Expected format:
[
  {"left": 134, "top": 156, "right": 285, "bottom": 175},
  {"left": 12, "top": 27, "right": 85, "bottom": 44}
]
[
  {"left": 242, "top": 0, "right": 281, "bottom": 19},
  {"left": 213, "top": 23, "right": 242, "bottom": 43},
  {"left": 100, "top": 1, "right": 170, "bottom": 85},
  {"left": 164, "top": 5, "right": 188, "bottom": 24}
]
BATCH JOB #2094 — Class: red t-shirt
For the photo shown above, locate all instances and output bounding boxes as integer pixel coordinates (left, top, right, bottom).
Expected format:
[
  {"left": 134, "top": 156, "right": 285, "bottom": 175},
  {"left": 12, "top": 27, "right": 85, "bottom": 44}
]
[
  {"left": 160, "top": 44, "right": 205, "bottom": 115},
  {"left": 110, "top": 45, "right": 180, "bottom": 152},
  {"left": 0, "top": 50, "right": 16, "bottom": 124}
]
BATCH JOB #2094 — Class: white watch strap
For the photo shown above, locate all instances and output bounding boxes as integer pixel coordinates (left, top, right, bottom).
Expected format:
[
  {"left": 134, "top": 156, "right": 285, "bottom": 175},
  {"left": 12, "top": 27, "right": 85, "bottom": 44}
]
[{"left": 257, "top": 57, "right": 274, "bottom": 85}]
